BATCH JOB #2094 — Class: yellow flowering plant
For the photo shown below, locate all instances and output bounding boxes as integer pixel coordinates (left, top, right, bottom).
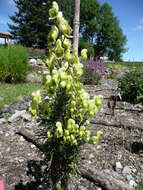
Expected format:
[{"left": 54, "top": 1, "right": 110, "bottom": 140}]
[{"left": 29, "top": 2, "right": 103, "bottom": 189}]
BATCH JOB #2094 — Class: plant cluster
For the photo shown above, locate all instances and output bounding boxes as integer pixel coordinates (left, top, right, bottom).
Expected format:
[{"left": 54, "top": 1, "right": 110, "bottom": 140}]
[
  {"left": 81, "top": 57, "right": 104, "bottom": 85},
  {"left": 119, "top": 70, "right": 143, "bottom": 104},
  {"left": 0, "top": 45, "right": 28, "bottom": 83},
  {"left": 30, "top": 2, "right": 103, "bottom": 188}
]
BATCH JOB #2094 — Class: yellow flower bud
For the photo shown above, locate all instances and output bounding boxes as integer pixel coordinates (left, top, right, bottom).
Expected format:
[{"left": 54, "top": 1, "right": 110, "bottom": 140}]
[
  {"left": 92, "top": 136, "right": 98, "bottom": 146},
  {"left": 55, "top": 125, "right": 63, "bottom": 138},
  {"left": 96, "top": 130, "right": 103, "bottom": 137},
  {"left": 60, "top": 81, "right": 66, "bottom": 88},
  {"left": 49, "top": 25, "right": 59, "bottom": 42},
  {"left": 73, "top": 139, "right": 78, "bottom": 146},
  {"left": 53, "top": 1, "right": 59, "bottom": 12},
  {"left": 49, "top": 1, "right": 59, "bottom": 19},
  {"left": 94, "top": 95, "right": 103, "bottom": 107},
  {"left": 46, "top": 75, "right": 51, "bottom": 83},
  {"left": 79, "top": 130, "right": 84, "bottom": 138},
  {"left": 81, "top": 49, "right": 87, "bottom": 62},
  {"left": 63, "top": 38, "right": 71, "bottom": 49},
  {"left": 64, "top": 130, "right": 69, "bottom": 136},
  {"left": 59, "top": 18, "right": 72, "bottom": 36},
  {"left": 59, "top": 71, "right": 67, "bottom": 80},
  {"left": 56, "top": 121, "right": 62, "bottom": 128},
  {"left": 57, "top": 11, "right": 63, "bottom": 22},
  {"left": 63, "top": 62, "right": 69, "bottom": 70},
  {"left": 85, "top": 120, "right": 90, "bottom": 125},
  {"left": 70, "top": 108, "right": 74, "bottom": 113},
  {"left": 47, "top": 131, "right": 51, "bottom": 139},
  {"left": 65, "top": 50, "right": 73, "bottom": 62},
  {"left": 55, "top": 39, "right": 64, "bottom": 58},
  {"left": 85, "top": 130, "right": 91, "bottom": 141},
  {"left": 29, "top": 107, "right": 37, "bottom": 117},
  {"left": 80, "top": 126, "right": 86, "bottom": 131},
  {"left": 70, "top": 134, "right": 75, "bottom": 142},
  {"left": 68, "top": 119, "right": 75, "bottom": 126},
  {"left": 32, "top": 90, "right": 42, "bottom": 104},
  {"left": 71, "top": 100, "right": 76, "bottom": 107}
]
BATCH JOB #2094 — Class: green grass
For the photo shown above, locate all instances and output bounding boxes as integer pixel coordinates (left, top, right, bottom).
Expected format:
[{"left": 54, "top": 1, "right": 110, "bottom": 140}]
[
  {"left": 104, "top": 61, "right": 143, "bottom": 72},
  {"left": 0, "top": 83, "right": 42, "bottom": 108}
]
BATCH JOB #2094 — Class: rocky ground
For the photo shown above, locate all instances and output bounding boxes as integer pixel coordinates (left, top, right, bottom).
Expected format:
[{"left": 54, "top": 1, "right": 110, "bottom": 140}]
[{"left": 0, "top": 84, "right": 143, "bottom": 190}]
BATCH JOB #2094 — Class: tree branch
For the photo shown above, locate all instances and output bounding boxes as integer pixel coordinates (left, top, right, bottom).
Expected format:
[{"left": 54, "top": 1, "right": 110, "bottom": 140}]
[
  {"left": 16, "top": 127, "right": 44, "bottom": 152},
  {"left": 80, "top": 164, "right": 133, "bottom": 190}
]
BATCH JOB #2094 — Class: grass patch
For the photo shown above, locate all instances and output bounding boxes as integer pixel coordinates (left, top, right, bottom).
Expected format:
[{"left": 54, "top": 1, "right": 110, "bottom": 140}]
[
  {"left": 0, "top": 83, "right": 42, "bottom": 108},
  {"left": 104, "top": 62, "right": 143, "bottom": 72}
]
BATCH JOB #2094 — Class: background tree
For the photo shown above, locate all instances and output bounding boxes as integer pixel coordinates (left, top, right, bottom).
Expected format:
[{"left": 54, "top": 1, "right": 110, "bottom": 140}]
[
  {"left": 9, "top": 0, "right": 127, "bottom": 60},
  {"left": 8, "top": 0, "right": 52, "bottom": 48},
  {"left": 95, "top": 3, "right": 127, "bottom": 61},
  {"left": 80, "top": 0, "right": 100, "bottom": 44}
]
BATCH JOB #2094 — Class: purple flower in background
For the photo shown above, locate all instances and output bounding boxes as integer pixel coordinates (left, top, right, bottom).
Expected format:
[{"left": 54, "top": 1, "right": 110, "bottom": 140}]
[
  {"left": 100, "top": 58, "right": 104, "bottom": 76},
  {"left": 95, "top": 57, "right": 98, "bottom": 70},
  {"left": 88, "top": 58, "right": 95, "bottom": 70}
]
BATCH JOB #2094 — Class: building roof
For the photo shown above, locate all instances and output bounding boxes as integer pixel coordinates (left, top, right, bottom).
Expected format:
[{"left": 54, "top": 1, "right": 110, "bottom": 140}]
[{"left": 0, "top": 31, "right": 12, "bottom": 38}]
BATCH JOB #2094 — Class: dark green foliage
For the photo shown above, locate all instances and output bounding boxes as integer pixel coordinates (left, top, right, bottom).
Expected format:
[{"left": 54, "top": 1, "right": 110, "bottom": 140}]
[
  {"left": 80, "top": 0, "right": 100, "bottom": 41},
  {"left": 95, "top": 3, "right": 127, "bottom": 61},
  {"left": 8, "top": 45, "right": 29, "bottom": 82},
  {"left": 119, "top": 71, "right": 143, "bottom": 104},
  {"left": 0, "top": 47, "right": 9, "bottom": 82},
  {"left": 0, "top": 45, "right": 29, "bottom": 83},
  {"left": 79, "top": 38, "right": 94, "bottom": 58},
  {"left": 8, "top": 0, "right": 52, "bottom": 48}
]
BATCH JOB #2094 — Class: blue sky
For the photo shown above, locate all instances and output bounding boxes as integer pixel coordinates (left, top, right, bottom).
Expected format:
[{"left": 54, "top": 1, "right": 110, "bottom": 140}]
[{"left": 0, "top": 0, "right": 143, "bottom": 61}]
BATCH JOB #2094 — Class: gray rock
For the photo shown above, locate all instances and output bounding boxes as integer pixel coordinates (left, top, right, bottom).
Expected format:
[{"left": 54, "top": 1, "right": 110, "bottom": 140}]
[
  {"left": 0, "top": 118, "right": 6, "bottom": 125},
  {"left": 129, "top": 180, "right": 137, "bottom": 187},
  {"left": 99, "top": 79, "right": 117, "bottom": 90},
  {"left": 0, "top": 131, "right": 3, "bottom": 135},
  {"left": 104, "top": 169, "right": 125, "bottom": 181},
  {"left": 116, "top": 72, "right": 126, "bottom": 79},
  {"left": 26, "top": 73, "right": 36, "bottom": 83},
  {"left": 26, "top": 73, "right": 42, "bottom": 83},
  {"left": 126, "top": 174, "right": 134, "bottom": 182},
  {"left": 8, "top": 110, "right": 26, "bottom": 122},
  {"left": 141, "top": 165, "right": 143, "bottom": 171},
  {"left": 116, "top": 162, "right": 123, "bottom": 171},
  {"left": 78, "top": 186, "right": 87, "bottom": 190},
  {"left": 37, "top": 59, "right": 44, "bottom": 66},
  {"left": 31, "top": 144, "right": 36, "bottom": 149},
  {"left": 5, "top": 133, "right": 9, "bottom": 137},
  {"left": 122, "top": 166, "right": 131, "bottom": 175},
  {"left": 6, "top": 147, "right": 10, "bottom": 152},
  {"left": 19, "top": 158, "right": 24, "bottom": 163},
  {"left": 29, "top": 58, "right": 37, "bottom": 65},
  {"left": 19, "top": 136, "right": 25, "bottom": 142},
  {"left": 22, "top": 113, "right": 31, "bottom": 121},
  {"left": 37, "top": 183, "right": 49, "bottom": 190}
]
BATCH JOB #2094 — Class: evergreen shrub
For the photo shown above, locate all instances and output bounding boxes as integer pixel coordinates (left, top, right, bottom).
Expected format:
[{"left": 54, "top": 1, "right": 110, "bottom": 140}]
[
  {"left": 0, "top": 45, "right": 28, "bottom": 83},
  {"left": 119, "top": 70, "right": 143, "bottom": 104}
]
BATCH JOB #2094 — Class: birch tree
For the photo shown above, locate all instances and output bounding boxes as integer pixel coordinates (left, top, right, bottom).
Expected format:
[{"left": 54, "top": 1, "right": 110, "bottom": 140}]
[{"left": 73, "top": 0, "right": 80, "bottom": 51}]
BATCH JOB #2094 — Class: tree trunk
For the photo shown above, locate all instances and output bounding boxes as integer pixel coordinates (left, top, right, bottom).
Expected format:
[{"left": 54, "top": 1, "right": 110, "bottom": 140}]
[{"left": 73, "top": 0, "right": 80, "bottom": 51}]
